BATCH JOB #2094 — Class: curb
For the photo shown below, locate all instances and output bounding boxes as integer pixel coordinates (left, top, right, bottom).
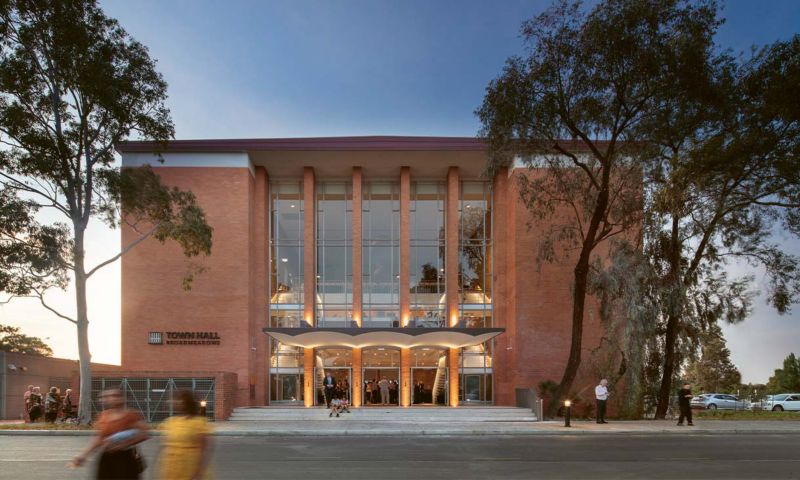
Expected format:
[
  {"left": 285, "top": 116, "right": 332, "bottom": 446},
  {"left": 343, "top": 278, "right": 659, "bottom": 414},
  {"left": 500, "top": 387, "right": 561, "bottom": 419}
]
[{"left": 1, "top": 428, "right": 798, "bottom": 437}]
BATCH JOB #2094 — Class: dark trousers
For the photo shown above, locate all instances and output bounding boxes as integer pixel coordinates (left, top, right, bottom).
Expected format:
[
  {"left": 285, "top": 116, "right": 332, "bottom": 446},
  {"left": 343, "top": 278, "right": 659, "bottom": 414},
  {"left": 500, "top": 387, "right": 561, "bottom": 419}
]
[
  {"left": 678, "top": 404, "right": 693, "bottom": 424},
  {"left": 324, "top": 387, "right": 334, "bottom": 407},
  {"left": 596, "top": 399, "right": 607, "bottom": 423}
]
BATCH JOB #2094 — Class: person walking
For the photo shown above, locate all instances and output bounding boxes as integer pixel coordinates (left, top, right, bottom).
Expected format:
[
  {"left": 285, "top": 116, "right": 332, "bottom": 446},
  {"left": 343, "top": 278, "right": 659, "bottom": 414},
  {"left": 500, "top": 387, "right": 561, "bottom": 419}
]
[
  {"left": 379, "top": 377, "right": 390, "bottom": 405},
  {"left": 70, "top": 389, "right": 149, "bottom": 479},
  {"left": 44, "top": 386, "right": 61, "bottom": 423},
  {"left": 677, "top": 383, "right": 695, "bottom": 426},
  {"left": 157, "top": 390, "right": 213, "bottom": 480},
  {"left": 323, "top": 372, "right": 336, "bottom": 408},
  {"left": 595, "top": 379, "right": 609, "bottom": 424},
  {"left": 23, "top": 385, "right": 33, "bottom": 423}
]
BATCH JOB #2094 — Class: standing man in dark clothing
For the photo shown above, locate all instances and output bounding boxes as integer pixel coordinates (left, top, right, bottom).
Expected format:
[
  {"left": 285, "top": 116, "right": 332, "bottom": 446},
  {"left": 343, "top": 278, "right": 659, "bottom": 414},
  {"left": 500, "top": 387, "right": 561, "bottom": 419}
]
[
  {"left": 677, "top": 383, "right": 694, "bottom": 426},
  {"left": 323, "top": 372, "right": 336, "bottom": 408}
]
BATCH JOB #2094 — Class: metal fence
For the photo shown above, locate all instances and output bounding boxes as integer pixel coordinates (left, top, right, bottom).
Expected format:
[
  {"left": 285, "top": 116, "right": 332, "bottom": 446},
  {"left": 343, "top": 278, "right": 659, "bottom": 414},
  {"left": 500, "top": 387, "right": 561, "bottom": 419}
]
[
  {"left": 515, "top": 387, "right": 544, "bottom": 421},
  {"left": 91, "top": 377, "right": 216, "bottom": 422}
]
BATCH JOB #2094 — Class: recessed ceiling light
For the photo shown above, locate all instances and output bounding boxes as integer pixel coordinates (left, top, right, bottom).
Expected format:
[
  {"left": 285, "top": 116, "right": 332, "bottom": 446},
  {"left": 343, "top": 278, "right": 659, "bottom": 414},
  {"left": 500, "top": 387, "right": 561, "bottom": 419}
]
[{"left": 281, "top": 258, "right": 288, "bottom": 263}]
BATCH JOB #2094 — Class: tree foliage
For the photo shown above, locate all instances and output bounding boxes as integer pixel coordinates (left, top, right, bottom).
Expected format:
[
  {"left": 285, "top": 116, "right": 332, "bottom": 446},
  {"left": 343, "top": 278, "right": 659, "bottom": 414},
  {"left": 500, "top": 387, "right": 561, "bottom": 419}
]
[
  {"left": 0, "top": 323, "right": 52, "bottom": 355},
  {"left": 766, "top": 353, "right": 800, "bottom": 394},
  {"left": 683, "top": 324, "right": 741, "bottom": 393},
  {"left": 0, "top": 0, "right": 213, "bottom": 423}
]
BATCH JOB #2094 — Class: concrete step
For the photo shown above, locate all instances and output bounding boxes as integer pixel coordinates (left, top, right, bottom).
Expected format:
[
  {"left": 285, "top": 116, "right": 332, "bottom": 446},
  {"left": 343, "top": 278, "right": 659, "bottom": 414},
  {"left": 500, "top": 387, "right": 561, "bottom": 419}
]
[{"left": 228, "top": 406, "right": 538, "bottom": 422}]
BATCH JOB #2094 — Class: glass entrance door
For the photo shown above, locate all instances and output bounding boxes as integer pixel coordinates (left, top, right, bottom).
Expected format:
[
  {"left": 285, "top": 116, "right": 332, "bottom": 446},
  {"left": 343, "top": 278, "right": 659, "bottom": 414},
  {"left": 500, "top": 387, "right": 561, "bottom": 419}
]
[
  {"left": 411, "top": 367, "right": 448, "bottom": 406},
  {"left": 362, "top": 368, "right": 400, "bottom": 406},
  {"left": 315, "top": 368, "right": 352, "bottom": 406},
  {"left": 270, "top": 374, "right": 304, "bottom": 403}
]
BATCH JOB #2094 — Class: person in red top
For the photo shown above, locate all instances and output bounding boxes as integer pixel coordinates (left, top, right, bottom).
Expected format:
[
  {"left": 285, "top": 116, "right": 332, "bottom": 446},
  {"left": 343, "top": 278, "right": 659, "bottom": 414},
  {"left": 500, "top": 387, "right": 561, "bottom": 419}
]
[{"left": 71, "top": 389, "right": 149, "bottom": 479}]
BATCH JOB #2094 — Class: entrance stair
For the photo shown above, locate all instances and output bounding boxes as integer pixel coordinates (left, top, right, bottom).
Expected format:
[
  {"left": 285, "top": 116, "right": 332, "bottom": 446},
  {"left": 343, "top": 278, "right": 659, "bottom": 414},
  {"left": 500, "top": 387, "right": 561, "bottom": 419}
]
[{"left": 228, "top": 406, "right": 537, "bottom": 423}]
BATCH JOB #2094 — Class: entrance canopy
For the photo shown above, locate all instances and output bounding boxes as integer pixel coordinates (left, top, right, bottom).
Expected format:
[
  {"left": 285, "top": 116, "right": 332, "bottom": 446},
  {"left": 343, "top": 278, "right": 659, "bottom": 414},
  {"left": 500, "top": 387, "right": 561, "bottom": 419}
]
[{"left": 262, "top": 327, "right": 504, "bottom": 349}]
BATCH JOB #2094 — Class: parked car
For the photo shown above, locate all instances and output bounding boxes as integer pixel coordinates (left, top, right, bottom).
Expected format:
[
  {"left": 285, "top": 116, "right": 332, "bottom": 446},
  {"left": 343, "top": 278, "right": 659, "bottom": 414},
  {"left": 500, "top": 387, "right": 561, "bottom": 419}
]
[
  {"left": 690, "top": 394, "right": 712, "bottom": 409},
  {"left": 762, "top": 394, "right": 800, "bottom": 411},
  {"left": 691, "top": 393, "right": 750, "bottom": 410}
]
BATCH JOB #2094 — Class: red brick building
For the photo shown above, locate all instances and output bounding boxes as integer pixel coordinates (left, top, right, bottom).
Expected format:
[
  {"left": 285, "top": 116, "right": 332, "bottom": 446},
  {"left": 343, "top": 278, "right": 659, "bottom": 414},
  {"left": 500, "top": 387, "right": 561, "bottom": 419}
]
[{"left": 117, "top": 136, "right": 606, "bottom": 412}]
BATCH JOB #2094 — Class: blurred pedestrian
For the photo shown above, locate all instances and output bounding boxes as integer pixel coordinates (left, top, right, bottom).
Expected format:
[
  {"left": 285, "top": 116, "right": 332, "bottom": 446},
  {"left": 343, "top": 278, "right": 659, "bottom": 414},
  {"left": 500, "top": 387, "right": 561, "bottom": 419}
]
[
  {"left": 677, "top": 383, "right": 695, "bottom": 426},
  {"left": 157, "top": 390, "right": 213, "bottom": 480},
  {"left": 70, "top": 389, "right": 149, "bottom": 479},
  {"left": 595, "top": 379, "right": 609, "bottom": 424},
  {"left": 45, "top": 386, "right": 61, "bottom": 423}
]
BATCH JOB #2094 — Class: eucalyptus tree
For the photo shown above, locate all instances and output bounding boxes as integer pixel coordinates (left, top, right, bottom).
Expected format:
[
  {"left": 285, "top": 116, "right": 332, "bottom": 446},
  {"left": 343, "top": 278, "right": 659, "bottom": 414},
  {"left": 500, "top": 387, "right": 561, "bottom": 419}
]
[
  {"left": 645, "top": 36, "right": 800, "bottom": 417},
  {"left": 477, "top": 0, "right": 718, "bottom": 415},
  {"left": 0, "top": 0, "right": 212, "bottom": 423}
]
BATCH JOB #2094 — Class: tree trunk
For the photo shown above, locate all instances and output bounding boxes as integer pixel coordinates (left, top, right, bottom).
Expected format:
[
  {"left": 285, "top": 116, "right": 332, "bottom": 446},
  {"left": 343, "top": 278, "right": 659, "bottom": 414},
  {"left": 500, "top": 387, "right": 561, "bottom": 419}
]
[
  {"left": 73, "top": 228, "right": 94, "bottom": 425},
  {"left": 655, "top": 213, "right": 682, "bottom": 419},
  {"left": 546, "top": 253, "right": 592, "bottom": 417},
  {"left": 655, "top": 313, "right": 679, "bottom": 418},
  {"left": 546, "top": 177, "right": 611, "bottom": 418}
]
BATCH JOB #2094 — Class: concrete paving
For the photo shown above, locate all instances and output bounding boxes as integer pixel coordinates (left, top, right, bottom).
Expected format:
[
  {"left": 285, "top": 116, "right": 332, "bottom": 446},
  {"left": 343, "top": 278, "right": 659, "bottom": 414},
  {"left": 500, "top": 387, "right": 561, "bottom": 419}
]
[{"left": 2, "top": 434, "right": 799, "bottom": 479}]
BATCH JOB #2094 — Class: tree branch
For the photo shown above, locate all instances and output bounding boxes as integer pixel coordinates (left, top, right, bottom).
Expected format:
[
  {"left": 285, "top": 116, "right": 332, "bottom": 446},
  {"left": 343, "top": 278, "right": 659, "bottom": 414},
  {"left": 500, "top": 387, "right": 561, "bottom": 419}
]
[{"left": 85, "top": 224, "right": 159, "bottom": 278}]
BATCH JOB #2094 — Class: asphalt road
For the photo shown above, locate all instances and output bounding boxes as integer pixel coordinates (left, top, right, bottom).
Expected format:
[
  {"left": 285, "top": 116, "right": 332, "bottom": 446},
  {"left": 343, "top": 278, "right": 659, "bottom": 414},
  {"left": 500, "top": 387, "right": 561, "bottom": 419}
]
[{"left": 1, "top": 434, "right": 798, "bottom": 480}]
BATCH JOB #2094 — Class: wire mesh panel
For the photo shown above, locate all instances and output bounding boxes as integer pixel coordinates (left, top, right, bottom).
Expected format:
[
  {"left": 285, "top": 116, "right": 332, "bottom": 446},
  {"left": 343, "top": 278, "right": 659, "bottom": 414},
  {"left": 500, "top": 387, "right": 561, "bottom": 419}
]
[{"left": 91, "top": 377, "right": 216, "bottom": 422}]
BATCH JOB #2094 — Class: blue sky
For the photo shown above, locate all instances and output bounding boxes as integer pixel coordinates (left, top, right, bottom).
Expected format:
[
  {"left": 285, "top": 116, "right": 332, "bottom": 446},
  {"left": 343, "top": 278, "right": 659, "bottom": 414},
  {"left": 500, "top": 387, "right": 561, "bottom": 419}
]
[{"left": 2, "top": 0, "right": 799, "bottom": 383}]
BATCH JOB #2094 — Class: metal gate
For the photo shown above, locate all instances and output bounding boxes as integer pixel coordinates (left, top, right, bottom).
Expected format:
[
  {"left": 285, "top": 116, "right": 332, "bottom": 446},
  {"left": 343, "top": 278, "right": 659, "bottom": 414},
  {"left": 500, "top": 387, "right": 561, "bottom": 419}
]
[{"left": 91, "top": 377, "right": 215, "bottom": 422}]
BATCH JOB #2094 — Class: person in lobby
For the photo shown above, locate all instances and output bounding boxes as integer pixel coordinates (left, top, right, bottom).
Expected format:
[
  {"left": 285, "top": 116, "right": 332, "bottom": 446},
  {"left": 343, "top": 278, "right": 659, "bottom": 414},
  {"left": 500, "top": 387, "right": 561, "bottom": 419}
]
[
  {"left": 595, "top": 379, "right": 609, "bottom": 424},
  {"left": 323, "top": 372, "right": 336, "bottom": 408},
  {"left": 365, "top": 380, "right": 373, "bottom": 405},
  {"left": 379, "top": 376, "right": 390, "bottom": 405},
  {"left": 676, "top": 382, "right": 695, "bottom": 426},
  {"left": 157, "top": 390, "right": 214, "bottom": 479}
]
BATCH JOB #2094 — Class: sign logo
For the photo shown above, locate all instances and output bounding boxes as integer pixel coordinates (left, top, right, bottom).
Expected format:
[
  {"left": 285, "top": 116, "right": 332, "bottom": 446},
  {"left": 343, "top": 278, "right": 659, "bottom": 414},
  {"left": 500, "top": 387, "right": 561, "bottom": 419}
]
[{"left": 149, "top": 331, "right": 222, "bottom": 345}]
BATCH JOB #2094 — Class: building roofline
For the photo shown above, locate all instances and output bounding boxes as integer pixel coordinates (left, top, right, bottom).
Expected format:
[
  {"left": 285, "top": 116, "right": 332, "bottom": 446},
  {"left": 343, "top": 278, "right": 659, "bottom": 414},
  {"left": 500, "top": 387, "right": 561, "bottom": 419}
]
[{"left": 116, "top": 136, "right": 489, "bottom": 153}]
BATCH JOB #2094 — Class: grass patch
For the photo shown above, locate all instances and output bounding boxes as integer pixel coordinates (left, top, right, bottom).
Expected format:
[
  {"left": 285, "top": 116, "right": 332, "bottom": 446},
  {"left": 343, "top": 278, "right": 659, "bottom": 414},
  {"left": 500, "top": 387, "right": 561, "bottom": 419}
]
[
  {"left": 0, "top": 423, "right": 92, "bottom": 430},
  {"left": 695, "top": 409, "right": 800, "bottom": 421}
]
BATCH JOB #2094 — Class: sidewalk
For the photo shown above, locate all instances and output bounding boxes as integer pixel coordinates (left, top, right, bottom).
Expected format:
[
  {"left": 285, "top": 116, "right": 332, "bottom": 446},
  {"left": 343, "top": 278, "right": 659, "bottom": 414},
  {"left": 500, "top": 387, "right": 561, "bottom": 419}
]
[{"left": 1, "top": 419, "right": 798, "bottom": 436}]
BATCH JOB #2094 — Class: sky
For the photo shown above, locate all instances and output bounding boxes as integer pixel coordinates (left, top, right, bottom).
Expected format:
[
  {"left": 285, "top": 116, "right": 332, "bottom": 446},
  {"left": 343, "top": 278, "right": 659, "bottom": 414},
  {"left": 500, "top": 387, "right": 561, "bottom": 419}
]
[{"left": 2, "top": 0, "right": 799, "bottom": 383}]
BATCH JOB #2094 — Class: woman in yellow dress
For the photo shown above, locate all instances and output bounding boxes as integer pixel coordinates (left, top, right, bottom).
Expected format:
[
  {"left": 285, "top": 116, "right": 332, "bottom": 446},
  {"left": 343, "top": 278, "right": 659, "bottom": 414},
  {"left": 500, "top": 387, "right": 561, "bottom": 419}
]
[{"left": 157, "top": 390, "right": 213, "bottom": 480}]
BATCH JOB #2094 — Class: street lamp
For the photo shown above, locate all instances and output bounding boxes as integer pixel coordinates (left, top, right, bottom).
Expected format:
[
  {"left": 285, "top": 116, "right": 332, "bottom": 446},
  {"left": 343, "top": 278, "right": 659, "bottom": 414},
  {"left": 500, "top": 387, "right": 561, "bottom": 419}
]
[
  {"left": 200, "top": 400, "right": 207, "bottom": 417},
  {"left": 564, "top": 400, "right": 571, "bottom": 427}
]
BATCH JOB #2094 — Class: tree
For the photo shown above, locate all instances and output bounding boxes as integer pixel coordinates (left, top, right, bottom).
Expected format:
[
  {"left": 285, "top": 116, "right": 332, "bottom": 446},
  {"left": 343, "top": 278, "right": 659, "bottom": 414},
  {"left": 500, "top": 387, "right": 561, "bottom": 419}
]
[
  {"left": 477, "top": 0, "right": 717, "bottom": 416},
  {"left": 0, "top": 323, "right": 52, "bottom": 355},
  {"left": 644, "top": 34, "right": 800, "bottom": 417},
  {"left": 766, "top": 353, "right": 800, "bottom": 394},
  {"left": 683, "top": 324, "right": 741, "bottom": 393},
  {"left": 0, "top": 0, "right": 213, "bottom": 424}
]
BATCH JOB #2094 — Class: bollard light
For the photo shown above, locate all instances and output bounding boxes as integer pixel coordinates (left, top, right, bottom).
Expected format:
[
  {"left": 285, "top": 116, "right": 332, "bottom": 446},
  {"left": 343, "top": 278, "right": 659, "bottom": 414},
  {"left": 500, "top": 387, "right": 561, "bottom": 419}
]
[
  {"left": 564, "top": 400, "right": 571, "bottom": 427},
  {"left": 200, "top": 400, "right": 207, "bottom": 417}
]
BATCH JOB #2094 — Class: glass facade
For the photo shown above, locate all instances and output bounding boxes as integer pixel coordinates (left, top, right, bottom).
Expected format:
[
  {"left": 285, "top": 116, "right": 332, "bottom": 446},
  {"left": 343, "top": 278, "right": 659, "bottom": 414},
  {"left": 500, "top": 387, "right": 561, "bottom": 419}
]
[
  {"left": 362, "top": 183, "right": 400, "bottom": 327},
  {"left": 269, "top": 182, "right": 306, "bottom": 403},
  {"left": 316, "top": 182, "right": 353, "bottom": 327},
  {"left": 409, "top": 182, "right": 446, "bottom": 327},
  {"left": 267, "top": 173, "right": 494, "bottom": 406},
  {"left": 458, "top": 182, "right": 493, "bottom": 403}
]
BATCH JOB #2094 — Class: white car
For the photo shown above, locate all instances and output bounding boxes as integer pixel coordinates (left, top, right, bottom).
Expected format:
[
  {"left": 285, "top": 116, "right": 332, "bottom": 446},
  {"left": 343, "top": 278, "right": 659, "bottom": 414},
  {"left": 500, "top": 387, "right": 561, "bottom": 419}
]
[
  {"left": 762, "top": 394, "right": 800, "bottom": 411},
  {"left": 692, "top": 393, "right": 750, "bottom": 410}
]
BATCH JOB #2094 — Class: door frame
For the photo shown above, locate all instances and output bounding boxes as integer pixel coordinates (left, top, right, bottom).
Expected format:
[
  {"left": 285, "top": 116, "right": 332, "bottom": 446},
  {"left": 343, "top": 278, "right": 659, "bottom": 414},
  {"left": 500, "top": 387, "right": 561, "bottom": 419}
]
[
  {"left": 362, "top": 367, "right": 401, "bottom": 406},
  {"left": 410, "top": 366, "right": 449, "bottom": 406},
  {"left": 314, "top": 367, "right": 352, "bottom": 407}
]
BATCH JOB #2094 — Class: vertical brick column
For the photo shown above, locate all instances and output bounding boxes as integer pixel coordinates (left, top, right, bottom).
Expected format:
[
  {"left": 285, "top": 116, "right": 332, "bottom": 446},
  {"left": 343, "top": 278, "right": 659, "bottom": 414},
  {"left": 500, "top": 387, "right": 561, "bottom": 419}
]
[
  {"left": 401, "top": 347, "right": 411, "bottom": 406},
  {"left": 446, "top": 166, "right": 460, "bottom": 326},
  {"left": 303, "top": 167, "right": 316, "bottom": 326},
  {"left": 304, "top": 348, "right": 315, "bottom": 407},
  {"left": 449, "top": 348, "right": 460, "bottom": 406},
  {"left": 399, "top": 167, "right": 411, "bottom": 326},
  {"left": 491, "top": 168, "right": 511, "bottom": 405},
  {"left": 352, "top": 167, "right": 363, "bottom": 326},
  {"left": 352, "top": 347, "right": 362, "bottom": 407},
  {"left": 303, "top": 167, "right": 316, "bottom": 407},
  {"left": 446, "top": 167, "right": 460, "bottom": 407},
  {"left": 253, "top": 167, "right": 269, "bottom": 405}
]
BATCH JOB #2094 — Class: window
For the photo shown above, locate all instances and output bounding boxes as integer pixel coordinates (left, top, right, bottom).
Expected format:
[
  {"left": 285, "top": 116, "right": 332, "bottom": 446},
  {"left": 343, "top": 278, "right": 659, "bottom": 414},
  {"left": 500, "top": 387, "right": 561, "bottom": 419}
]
[
  {"left": 409, "top": 182, "right": 445, "bottom": 327},
  {"left": 363, "top": 182, "right": 400, "bottom": 327},
  {"left": 270, "top": 182, "right": 304, "bottom": 323},
  {"left": 316, "top": 182, "right": 353, "bottom": 327},
  {"left": 148, "top": 332, "right": 162, "bottom": 345}
]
